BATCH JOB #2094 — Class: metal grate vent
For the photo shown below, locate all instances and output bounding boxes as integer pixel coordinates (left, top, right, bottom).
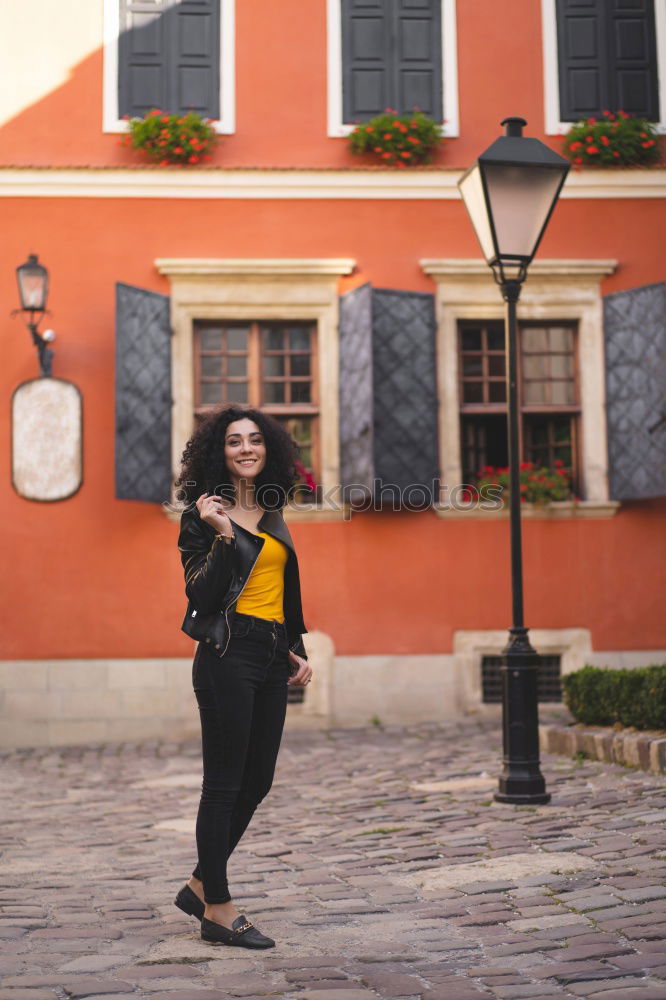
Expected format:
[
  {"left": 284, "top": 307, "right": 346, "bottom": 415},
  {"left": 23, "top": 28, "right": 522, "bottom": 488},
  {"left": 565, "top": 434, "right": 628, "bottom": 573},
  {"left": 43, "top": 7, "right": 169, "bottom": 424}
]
[{"left": 481, "top": 654, "right": 562, "bottom": 704}]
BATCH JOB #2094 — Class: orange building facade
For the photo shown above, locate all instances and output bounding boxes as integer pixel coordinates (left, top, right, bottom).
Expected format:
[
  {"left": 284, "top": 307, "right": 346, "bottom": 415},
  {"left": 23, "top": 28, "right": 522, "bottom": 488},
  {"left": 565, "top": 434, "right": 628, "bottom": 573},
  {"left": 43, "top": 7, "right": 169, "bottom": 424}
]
[{"left": 1, "top": 0, "right": 665, "bottom": 746}]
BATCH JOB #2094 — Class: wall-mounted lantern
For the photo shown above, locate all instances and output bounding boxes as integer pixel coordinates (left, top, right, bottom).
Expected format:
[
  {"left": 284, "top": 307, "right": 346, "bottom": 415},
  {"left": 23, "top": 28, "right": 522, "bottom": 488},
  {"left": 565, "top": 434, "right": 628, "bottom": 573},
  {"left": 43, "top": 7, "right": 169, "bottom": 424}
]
[{"left": 15, "top": 253, "right": 55, "bottom": 377}]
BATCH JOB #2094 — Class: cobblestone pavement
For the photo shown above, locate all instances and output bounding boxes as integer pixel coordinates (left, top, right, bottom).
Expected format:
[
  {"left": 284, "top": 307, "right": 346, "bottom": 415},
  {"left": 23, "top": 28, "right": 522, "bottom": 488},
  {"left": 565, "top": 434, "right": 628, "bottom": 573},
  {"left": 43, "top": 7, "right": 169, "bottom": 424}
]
[{"left": 2, "top": 716, "right": 666, "bottom": 1000}]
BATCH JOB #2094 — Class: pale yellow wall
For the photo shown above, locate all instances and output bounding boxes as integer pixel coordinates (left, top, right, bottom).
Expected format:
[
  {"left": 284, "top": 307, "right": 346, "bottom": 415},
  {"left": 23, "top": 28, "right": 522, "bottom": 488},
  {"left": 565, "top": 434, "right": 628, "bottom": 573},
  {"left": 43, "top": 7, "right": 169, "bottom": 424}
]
[{"left": 0, "top": 1, "right": 101, "bottom": 126}]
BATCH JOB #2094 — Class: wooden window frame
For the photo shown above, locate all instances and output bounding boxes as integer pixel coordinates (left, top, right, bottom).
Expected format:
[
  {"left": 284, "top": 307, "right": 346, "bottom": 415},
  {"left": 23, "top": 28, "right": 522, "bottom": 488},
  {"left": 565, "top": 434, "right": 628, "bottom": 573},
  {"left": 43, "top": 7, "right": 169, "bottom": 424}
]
[
  {"left": 457, "top": 319, "right": 582, "bottom": 491},
  {"left": 193, "top": 319, "right": 321, "bottom": 483}
]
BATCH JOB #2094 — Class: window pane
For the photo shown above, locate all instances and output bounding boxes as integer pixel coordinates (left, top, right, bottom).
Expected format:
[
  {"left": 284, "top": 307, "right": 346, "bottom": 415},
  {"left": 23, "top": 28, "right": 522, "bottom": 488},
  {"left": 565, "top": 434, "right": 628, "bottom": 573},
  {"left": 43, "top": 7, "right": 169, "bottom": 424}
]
[
  {"left": 488, "top": 381, "right": 506, "bottom": 403},
  {"left": 285, "top": 417, "right": 311, "bottom": 444},
  {"left": 227, "top": 382, "right": 248, "bottom": 403},
  {"left": 227, "top": 356, "right": 247, "bottom": 377},
  {"left": 488, "top": 355, "right": 505, "bottom": 376},
  {"left": 529, "top": 420, "right": 548, "bottom": 446},
  {"left": 264, "top": 382, "right": 285, "bottom": 403},
  {"left": 550, "top": 354, "right": 573, "bottom": 378},
  {"left": 522, "top": 327, "right": 548, "bottom": 351},
  {"left": 263, "top": 355, "right": 285, "bottom": 377},
  {"left": 262, "top": 328, "right": 284, "bottom": 351},
  {"left": 201, "top": 355, "right": 221, "bottom": 377},
  {"left": 281, "top": 416, "right": 313, "bottom": 471},
  {"left": 549, "top": 326, "right": 573, "bottom": 352},
  {"left": 523, "top": 354, "right": 548, "bottom": 379},
  {"left": 463, "top": 380, "right": 483, "bottom": 403},
  {"left": 554, "top": 419, "right": 571, "bottom": 443},
  {"left": 460, "top": 414, "right": 508, "bottom": 482},
  {"left": 461, "top": 328, "right": 482, "bottom": 351},
  {"left": 553, "top": 445, "right": 573, "bottom": 469},
  {"left": 524, "top": 381, "right": 546, "bottom": 404},
  {"left": 200, "top": 329, "right": 222, "bottom": 351},
  {"left": 463, "top": 357, "right": 482, "bottom": 377},
  {"left": 291, "top": 353, "right": 311, "bottom": 377},
  {"left": 201, "top": 382, "right": 222, "bottom": 404},
  {"left": 288, "top": 327, "right": 310, "bottom": 351},
  {"left": 487, "top": 328, "right": 505, "bottom": 351},
  {"left": 551, "top": 381, "right": 574, "bottom": 404},
  {"left": 291, "top": 382, "right": 311, "bottom": 403},
  {"left": 226, "top": 326, "right": 249, "bottom": 351}
]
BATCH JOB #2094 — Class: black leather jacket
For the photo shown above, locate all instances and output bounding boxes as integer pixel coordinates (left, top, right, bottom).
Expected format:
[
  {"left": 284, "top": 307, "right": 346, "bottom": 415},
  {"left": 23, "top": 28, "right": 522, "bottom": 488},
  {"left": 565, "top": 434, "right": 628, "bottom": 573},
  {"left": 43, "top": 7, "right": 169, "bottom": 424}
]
[{"left": 178, "top": 505, "right": 308, "bottom": 661}]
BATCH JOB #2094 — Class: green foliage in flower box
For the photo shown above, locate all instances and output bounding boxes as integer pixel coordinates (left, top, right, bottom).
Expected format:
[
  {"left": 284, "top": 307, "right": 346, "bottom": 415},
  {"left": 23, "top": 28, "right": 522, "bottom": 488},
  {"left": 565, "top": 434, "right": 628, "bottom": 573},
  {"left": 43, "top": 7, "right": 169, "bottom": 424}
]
[
  {"left": 348, "top": 109, "right": 443, "bottom": 166},
  {"left": 122, "top": 109, "right": 217, "bottom": 165},
  {"left": 563, "top": 664, "right": 666, "bottom": 730},
  {"left": 561, "top": 111, "right": 660, "bottom": 167},
  {"left": 473, "top": 461, "right": 575, "bottom": 504}
]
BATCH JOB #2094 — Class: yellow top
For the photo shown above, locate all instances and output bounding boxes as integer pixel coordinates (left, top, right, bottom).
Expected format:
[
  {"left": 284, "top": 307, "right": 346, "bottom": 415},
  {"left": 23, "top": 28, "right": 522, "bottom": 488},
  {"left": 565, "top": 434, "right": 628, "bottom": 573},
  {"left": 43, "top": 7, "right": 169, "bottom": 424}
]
[{"left": 235, "top": 532, "right": 287, "bottom": 623}]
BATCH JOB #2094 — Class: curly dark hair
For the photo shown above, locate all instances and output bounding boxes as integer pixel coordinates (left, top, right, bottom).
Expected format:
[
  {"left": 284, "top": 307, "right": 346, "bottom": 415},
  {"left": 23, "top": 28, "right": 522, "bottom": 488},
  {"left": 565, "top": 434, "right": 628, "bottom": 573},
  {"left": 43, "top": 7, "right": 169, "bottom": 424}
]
[{"left": 174, "top": 405, "right": 300, "bottom": 510}]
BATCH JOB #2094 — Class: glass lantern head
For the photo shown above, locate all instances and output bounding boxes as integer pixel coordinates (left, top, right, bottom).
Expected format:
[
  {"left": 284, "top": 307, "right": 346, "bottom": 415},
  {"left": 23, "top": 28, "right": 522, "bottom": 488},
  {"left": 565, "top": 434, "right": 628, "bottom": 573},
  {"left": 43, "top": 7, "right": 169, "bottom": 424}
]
[
  {"left": 458, "top": 118, "right": 570, "bottom": 284},
  {"left": 16, "top": 254, "right": 49, "bottom": 313}
]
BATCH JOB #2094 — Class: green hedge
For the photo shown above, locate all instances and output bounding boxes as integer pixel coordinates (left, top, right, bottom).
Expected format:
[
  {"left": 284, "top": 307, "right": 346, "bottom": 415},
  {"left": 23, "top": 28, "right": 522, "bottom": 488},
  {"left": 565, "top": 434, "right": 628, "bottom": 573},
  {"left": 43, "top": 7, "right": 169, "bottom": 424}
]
[{"left": 562, "top": 664, "right": 666, "bottom": 730}]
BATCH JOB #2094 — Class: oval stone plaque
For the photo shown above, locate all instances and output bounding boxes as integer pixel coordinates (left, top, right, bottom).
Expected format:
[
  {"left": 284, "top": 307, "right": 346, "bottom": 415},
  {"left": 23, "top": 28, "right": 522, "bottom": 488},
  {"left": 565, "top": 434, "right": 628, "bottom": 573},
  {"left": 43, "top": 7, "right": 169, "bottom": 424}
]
[{"left": 12, "top": 377, "right": 83, "bottom": 501}]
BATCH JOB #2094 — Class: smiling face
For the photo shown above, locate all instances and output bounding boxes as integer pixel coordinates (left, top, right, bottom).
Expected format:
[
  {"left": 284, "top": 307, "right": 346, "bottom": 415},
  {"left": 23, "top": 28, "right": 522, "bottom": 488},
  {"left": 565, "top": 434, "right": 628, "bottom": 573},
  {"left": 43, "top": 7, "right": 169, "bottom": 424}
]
[{"left": 224, "top": 418, "right": 267, "bottom": 484}]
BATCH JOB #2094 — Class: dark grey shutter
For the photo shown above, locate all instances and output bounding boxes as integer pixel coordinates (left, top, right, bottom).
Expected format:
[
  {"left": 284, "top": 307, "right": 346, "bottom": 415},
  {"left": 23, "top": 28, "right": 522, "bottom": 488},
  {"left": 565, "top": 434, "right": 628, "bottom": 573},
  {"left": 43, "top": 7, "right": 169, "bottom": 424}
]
[
  {"left": 603, "top": 282, "right": 666, "bottom": 500},
  {"left": 342, "top": 0, "right": 390, "bottom": 121},
  {"left": 115, "top": 283, "right": 172, "bottom": 503},
  {"left": 171, "top": 0, "right": 220, "bottom": 117},
  {"left": 119, "top": 0, "right": 220, "bottom": 119},
  {"left": 339, "top": 284, "right": 439, "bottom": 506},
  {"left": 556, "top": 0, "right": 659, "bottom": 121},
  {"left": 339, "top": 283, "right": 375, "bottom": 497},
  {"left": 394, "top": 0, "right": 442, "bottom": 117},
  {"left": 119, "top": 0, "right": 171, "bottom": 118},
  {"left": 608, "top": 0, "right": 659, "bottom": 119},
  {"left": 341, "top": 0, "right": 442, "bottom": 121}
]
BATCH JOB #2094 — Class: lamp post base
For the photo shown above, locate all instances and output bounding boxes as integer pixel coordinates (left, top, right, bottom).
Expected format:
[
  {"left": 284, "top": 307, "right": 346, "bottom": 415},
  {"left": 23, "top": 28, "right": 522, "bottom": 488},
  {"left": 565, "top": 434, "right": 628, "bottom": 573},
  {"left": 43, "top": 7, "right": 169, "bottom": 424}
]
[{"left": 494, "top": 626, "right": 551, "bottom": 806}]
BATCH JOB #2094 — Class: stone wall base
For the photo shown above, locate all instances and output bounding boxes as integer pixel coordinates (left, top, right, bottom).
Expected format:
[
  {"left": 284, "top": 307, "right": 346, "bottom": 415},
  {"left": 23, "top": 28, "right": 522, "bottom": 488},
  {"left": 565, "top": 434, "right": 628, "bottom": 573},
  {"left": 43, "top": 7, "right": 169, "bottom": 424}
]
[{"left": 1, "top": 635, "right": 664, "bottom": 749}]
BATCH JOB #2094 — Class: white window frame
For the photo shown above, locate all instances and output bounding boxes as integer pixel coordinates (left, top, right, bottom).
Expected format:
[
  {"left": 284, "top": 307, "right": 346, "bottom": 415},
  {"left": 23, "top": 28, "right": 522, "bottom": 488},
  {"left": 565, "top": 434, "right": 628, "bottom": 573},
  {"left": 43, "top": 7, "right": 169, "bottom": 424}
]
[
  {"left": 327, "top": 0, "right": 459, "bottom": 138},
  {"left": 102, "top": 0, "right": 235, "bottom": 134},
  {"left": 541, "top": 0, "right": 666, "bottom": 135}
]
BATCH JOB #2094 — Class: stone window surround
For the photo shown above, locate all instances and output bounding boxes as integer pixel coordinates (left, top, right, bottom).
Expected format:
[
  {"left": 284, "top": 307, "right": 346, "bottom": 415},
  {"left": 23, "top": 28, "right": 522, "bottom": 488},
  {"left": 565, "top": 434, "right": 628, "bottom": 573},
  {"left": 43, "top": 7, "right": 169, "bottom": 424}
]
[
  {"left": 454, "top": 627, "right": 593, "bottom": 711},
  {"left": 420, "top": 259, "right": 619, "bottom": 518},
  {"left": 155, "top": 258, "right": 355, "bottom": 521}
]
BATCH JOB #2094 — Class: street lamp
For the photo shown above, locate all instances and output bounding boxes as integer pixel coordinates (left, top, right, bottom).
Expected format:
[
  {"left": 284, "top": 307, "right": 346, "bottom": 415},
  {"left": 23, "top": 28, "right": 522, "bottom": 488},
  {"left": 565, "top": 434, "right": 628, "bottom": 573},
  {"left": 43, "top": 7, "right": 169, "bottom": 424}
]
[
  {"left": 458, "top": 118, "right": 570, "bottom": 805},
  {"left": 15, "top": 253, "right": 55, "bottom": 376}
]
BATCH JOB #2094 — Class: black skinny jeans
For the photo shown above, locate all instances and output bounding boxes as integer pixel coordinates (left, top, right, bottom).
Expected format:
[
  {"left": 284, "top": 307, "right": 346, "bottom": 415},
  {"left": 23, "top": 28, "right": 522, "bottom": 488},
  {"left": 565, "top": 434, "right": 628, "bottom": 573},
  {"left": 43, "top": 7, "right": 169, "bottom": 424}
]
[{"left": 191, "top": 611, "right": 291, "bottom": 903}]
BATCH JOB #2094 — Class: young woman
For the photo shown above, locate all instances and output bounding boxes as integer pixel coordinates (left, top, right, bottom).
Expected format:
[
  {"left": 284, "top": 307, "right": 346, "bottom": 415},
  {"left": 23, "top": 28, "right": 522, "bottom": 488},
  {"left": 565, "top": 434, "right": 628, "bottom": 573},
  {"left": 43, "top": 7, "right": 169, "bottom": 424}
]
[{"left": 172, "top": 405, "right": 312, "bottom": 948}]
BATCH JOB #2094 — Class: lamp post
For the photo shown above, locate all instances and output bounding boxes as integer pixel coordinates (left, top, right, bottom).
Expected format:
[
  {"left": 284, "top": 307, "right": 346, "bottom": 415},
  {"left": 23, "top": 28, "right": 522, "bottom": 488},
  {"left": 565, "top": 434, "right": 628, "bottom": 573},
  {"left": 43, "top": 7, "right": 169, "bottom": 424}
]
[
  {"left": 457, "top": 117, "right": 570, "bottom": 805},
  {"left": 15, "top": 254, "right": 54, "bottom": 376}
]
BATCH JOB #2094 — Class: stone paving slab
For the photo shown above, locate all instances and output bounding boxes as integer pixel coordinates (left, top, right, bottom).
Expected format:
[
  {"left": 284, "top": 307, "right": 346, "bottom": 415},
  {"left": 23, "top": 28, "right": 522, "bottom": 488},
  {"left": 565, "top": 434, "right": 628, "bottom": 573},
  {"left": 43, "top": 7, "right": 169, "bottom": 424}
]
[{"left": 1, "top": 716, "right": 666, "bottom": 1000}]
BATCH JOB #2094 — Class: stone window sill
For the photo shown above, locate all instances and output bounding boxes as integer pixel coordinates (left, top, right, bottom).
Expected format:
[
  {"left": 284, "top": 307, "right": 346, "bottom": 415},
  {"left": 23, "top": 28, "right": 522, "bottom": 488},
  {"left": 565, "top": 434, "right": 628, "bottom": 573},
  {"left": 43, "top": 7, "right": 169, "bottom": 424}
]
[
  {"left": 434, "top": 500, "right": 620, "bottom": 519},
  {"left": 163, "top": 502, "right": 350, "bottom": 524}
]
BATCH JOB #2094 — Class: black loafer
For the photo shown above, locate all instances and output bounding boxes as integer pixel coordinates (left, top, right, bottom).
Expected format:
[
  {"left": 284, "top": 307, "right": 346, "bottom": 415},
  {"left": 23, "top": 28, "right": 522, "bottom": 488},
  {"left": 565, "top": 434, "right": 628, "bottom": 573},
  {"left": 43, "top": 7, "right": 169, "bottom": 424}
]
[
  {"left": 174, "top": 884, "right": 205, "bottom": 921},
  {"left": 201, "top": 914, "right": 275, "bottom": 948}
]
